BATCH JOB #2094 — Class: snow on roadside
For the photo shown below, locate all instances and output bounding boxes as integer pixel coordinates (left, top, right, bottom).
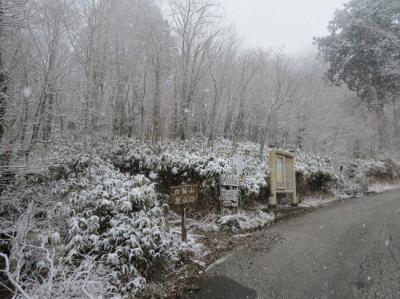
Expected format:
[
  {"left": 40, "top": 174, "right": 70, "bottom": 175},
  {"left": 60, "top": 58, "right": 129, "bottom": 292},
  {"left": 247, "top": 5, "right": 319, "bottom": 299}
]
[
  {"left": 367, "top": 182, "right": 400, "bottom": 194},
  {"left": 168, "top": 227, "right": 210, "bottom": 264},
  {"left": 300, "top": 181, "right": 400, "bottom": 207},
  {"left": 193, "top": 209, "right": 274, "bottom": 234},
  {"left": 299, "top": 196, "right": 338, "bottom": 208}
]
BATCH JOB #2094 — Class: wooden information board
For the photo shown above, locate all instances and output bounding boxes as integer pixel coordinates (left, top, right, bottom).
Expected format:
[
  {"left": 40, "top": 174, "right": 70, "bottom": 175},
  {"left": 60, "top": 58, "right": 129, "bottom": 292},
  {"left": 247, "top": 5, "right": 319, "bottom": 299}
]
[{"left": 268, "top": 149, "right": 297, "bottom": 209}]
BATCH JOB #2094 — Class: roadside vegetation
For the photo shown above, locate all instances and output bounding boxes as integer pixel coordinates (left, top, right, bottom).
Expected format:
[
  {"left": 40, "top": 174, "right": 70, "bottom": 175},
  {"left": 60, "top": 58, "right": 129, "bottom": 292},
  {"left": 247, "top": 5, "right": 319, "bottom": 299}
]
[{"left": 2, "top": 138, "right": 400, "bottom": 297}]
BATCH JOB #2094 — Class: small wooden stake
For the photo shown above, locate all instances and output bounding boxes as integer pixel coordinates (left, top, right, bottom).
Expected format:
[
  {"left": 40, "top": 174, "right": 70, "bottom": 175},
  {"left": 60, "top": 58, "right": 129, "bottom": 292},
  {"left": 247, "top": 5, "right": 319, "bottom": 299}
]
[{"left": 181, "top": 206, "right": 187, "bottom": 242}]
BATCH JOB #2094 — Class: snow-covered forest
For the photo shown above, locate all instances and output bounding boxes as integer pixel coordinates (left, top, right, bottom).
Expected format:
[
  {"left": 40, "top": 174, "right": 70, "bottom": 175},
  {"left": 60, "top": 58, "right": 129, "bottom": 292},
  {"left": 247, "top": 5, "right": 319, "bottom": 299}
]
[
  {"left": 0, "top": 0, "right": 400, "bottom": 298},
  {"left": 1, "top": 0, "right": 399, "bottom": 158}
]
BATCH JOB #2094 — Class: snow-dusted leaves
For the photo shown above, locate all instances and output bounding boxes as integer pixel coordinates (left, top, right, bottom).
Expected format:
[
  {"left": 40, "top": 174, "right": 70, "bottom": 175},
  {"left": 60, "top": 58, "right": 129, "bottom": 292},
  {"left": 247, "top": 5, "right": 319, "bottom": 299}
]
[{"left": 63, "top": 156, "right": 174, "bottom": 295}]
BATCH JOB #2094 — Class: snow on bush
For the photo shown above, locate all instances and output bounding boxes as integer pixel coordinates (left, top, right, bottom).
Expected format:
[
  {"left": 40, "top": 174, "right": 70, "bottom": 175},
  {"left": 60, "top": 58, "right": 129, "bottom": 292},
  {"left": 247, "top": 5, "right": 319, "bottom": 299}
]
[
  {"left": 63, "top": 156, "right": 174, "bottom": 294},
  {"left": 108, "top": 138, "right": 341, "bottom": 201},
  {"left": 5, "top": 139, "right": 400, "bottom": 298},
  {"left": 295, "top": 151, "right": 338, "bottom": 195},
  {"left": 2, "top": 144, "right": 196, "bottom": 297},
  {"left": 339, "top": 156, "right": 400, "bottom": 197},
  {"left": 349, "top": 157, "right": 400, "bottom": 180},
  {"left": 0, "top": 179, "right": 117, "bottom": 298},
  {"left": 110, "top": 138, "right": 228, "bottom": 180}
]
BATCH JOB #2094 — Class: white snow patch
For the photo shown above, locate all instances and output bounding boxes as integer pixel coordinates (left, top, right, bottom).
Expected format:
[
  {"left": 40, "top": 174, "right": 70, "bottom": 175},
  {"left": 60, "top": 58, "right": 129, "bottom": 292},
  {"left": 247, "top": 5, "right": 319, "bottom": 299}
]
[
  {"left": 23, "top": 86, "right": 32, "bottom": 98},
  {"left": 168, "top": 228, "right": 210, "bottom": 261},
  {"left": 367, "top": 183, "right": 400, "bottom": 194},
  {"left": 193, "top": 209, "right": 274, "bottom": 234},
  {"left": 299, "top": 196, "right": 337, "bottom": 208},
  {"left": 148, "top": 171, "right": 158, "bottom": 180}
]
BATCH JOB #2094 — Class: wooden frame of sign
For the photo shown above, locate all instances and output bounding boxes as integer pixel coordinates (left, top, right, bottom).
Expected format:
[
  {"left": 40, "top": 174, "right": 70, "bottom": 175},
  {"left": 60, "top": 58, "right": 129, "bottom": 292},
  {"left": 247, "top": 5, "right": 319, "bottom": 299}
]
[
  {"left": 268, "top": 149, "right": 297, "bottom": 209},
  {"left": 170, "top": 185, "right": 199, "bottom": 241}
]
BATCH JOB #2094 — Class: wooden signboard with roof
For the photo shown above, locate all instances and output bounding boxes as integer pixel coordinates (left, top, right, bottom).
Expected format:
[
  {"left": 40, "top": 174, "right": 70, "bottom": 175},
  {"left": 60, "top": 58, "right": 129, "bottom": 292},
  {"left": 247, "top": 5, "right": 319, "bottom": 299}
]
[{"left": 268, "top": 149, "right": 297, "bottom": 209}]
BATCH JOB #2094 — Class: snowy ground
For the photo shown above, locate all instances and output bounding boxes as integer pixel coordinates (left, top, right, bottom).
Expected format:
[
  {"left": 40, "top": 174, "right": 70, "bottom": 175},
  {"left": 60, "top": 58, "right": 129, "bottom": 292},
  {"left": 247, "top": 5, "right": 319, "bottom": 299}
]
[
  {"left": 191, "top": 208, "right": 274, "bottom": 234},
  {"left": 367, "top": 182, "right": 400, "bottom": 194},
  {"left": 299, "top": 196, "right": 338, "bottom": 208}
]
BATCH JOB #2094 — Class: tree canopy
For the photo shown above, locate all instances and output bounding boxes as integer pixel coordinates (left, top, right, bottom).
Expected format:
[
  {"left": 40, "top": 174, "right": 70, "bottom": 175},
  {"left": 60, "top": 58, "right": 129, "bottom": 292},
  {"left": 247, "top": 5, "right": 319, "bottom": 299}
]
[{"left": 315, "top": 0, "right": 400, "bottom": 105}]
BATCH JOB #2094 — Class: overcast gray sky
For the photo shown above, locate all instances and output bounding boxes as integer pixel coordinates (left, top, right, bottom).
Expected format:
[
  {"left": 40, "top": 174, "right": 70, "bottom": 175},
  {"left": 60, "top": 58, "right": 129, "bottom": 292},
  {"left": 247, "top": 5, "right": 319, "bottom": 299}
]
[{"left": 219, "top": 0, "right": 348, "bottom": 55}]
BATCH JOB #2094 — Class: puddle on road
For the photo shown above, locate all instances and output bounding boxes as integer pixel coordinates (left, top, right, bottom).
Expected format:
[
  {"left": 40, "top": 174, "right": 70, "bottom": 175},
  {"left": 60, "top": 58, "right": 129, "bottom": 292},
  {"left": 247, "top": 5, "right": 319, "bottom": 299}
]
[{"left": 181, "top": 275, "right": 257, "bottom": 299}]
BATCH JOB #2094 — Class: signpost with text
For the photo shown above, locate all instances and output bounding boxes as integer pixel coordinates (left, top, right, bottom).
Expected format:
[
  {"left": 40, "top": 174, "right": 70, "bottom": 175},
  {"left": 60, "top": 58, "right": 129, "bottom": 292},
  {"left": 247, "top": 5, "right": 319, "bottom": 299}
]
[{"left": 170, "top": 185, "right": 199, "bottom": 241}]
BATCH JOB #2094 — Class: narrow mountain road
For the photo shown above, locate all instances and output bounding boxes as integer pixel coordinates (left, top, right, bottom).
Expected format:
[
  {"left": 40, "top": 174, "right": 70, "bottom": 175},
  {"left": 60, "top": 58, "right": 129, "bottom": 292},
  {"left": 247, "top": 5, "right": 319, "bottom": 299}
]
[{"left": 183, "top": 191, "right": 400, "bottom": 299}]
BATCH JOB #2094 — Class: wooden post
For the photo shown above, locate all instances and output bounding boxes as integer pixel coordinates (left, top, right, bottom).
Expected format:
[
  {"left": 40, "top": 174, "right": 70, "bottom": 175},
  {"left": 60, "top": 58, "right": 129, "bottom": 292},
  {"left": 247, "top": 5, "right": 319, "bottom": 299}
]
[
  {"left": 170, "top": 185, "right": 199, "bottom": 242},
  {"left": 268, "top": 149, "right": 277, "bottom": 209},
  {"left": 181, "top": 205, "right": 187, "bottom": 242},
  {"left": 291, "top": 155, "right": 298, "bottom": 207}
]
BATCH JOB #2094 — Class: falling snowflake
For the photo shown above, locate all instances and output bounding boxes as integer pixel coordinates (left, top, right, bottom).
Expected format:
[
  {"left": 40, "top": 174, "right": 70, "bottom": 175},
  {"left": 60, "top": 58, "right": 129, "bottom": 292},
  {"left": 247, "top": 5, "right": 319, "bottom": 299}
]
[{"left": 23, "top": 86, "right": 32, "bottom": 98}]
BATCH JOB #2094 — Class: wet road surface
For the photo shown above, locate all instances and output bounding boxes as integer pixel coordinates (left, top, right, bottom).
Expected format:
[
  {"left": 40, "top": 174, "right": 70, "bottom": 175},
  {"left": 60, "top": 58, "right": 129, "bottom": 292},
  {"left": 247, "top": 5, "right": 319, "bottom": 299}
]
[{"left": 183, "top": 191, "right": 400, "bottom": 298}]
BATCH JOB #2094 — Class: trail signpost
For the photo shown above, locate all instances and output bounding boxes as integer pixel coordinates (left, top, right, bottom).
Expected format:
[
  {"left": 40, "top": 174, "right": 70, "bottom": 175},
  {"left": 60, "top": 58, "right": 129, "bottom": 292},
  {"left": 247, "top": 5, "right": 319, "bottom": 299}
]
[
  {"left": 268, "top": 149, "right": 297, "bottom": 209},
  {"left": 220, "top": 174, "right": 240, "bottom": 215},
  {"left": 170, "top": 185, "right": 199, "bottom": 241}
]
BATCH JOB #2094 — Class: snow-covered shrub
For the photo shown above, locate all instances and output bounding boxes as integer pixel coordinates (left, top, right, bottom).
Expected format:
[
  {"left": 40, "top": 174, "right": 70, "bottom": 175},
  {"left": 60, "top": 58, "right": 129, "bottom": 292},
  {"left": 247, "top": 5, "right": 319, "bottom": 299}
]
[
  {"left": 109, "top": 139, "right": 229, "bottom": 193},
  {"left": 54, "top": 154, "right": 175, "bottom": 295},
  {"left": 110, "top": 139, "right": 269, "bottom": 201},
  {"left": 296, "top": 152, "right": 338, "bottom": 195},
  {"left": 2, "top": 143, "right": 189, "bottom": 297},
  {"left": 19, "top": 255, "right": 116, "bottom": 299},
  {"left": 353, "top": 157, "right": 400, "bottom": 180},
  {"left": 108, "top": 138, "right": 343, "bottom": 202},
  {"left": 0, "top": 183, "right": 116, "bottom": 299},
  {"left": 339, "top": 156, "right": 400, "bottom": 197}
]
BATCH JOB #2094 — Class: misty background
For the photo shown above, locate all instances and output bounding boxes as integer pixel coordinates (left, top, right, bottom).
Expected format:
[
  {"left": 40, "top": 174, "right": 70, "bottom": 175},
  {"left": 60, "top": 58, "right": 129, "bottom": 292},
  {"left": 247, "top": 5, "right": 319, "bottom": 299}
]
[
  {"left": 220, "top": 0, "right": 348, "bottom": 54},
  {"left": 1, "top": 0, "right": 394, "bottom": 166}
]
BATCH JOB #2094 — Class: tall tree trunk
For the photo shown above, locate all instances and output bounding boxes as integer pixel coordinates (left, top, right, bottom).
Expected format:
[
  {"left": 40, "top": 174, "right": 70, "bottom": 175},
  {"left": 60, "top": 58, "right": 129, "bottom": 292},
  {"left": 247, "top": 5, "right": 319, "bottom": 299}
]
[
  {"left": 365, "top": 84, "right": 385, "bottom": 153},
  {"left": 30, "top": 95, "right": 46, "bottom": 148},
  {"left": 152, "top": 62, "right": 161, "bottom": 144},
  {"left": 43, "top": 93, "right": 54, "bottom": 141},
  {"left": 233, "top": 95, "right": 246, "bottom": 146},
  {"left": 258, "top": 116, "right": 272, "bottom": 162},
  {"left": 375, "top": 106, "right": 386, "bottom": 151},
  {"left": 0, "top": 0, "right": 7, "bottom": 142},
  {"left": 393, "top": 99, "right": 400, "bottom": 138},
  {"left": 20, "top": 66, "right": 30, "bottom": 147},
  {"left": 179, "top": 93, "right": 190, "bottom": 141},
  {"left": 208, "top": 75, "right": 219, "bottom": 147},
  {"left": 29, "top": 36, "right": 58, "bottom": 151},
  {"left": 140, "top": 66, "right": 147, "bottom": 141}
]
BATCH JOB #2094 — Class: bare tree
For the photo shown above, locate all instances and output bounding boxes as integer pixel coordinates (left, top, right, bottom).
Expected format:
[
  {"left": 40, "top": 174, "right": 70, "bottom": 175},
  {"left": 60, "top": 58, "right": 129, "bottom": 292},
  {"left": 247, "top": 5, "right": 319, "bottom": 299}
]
[
  {"left": 232, "top": 49, "right": 263, "bottom": 145},
  {"left": 0, "top": 0, "right": 7, "bottom": 143},
  {"left": 169, "top": 0, "right": 221, "bottom": 140},
  {"left": 142, "top": 7, "right": 172, "bottom": 144},
  {"left": 28, "top": 0, "right": 73, "bottom": 152},
  {"left": 258, "top": 51, "right": 299, "bottom": 161},
  {"left": 0, "top": 0, "right": 29, "bottom": 143},
  {"left": 208, "top": 29, "right": 239, "bottom": 146}
]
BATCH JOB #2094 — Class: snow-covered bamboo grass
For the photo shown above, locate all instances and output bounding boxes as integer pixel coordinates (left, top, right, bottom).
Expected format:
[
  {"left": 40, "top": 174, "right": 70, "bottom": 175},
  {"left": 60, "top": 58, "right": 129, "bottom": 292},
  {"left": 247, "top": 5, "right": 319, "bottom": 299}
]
[{"left": 3, "top": 138, "right": 400, "bottom": 297}]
